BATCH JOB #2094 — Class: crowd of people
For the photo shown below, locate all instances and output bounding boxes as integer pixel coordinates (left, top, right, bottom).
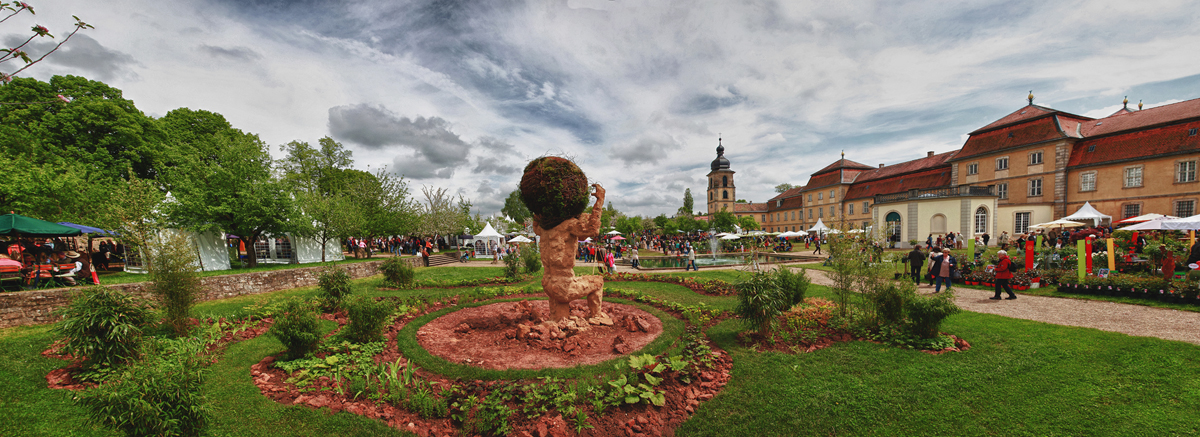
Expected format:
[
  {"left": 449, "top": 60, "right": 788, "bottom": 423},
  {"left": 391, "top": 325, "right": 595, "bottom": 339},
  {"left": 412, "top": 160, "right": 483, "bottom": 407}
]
[{"left": 0, "top": 237, "right": 127, "bottom": 289}]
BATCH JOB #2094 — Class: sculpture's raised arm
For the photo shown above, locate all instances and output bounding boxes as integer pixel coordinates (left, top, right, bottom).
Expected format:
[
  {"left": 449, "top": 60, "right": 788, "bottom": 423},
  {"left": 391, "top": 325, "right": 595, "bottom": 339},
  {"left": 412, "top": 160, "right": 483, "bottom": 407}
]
[{"left": 577, "top": 184, "right": 605, "bottom": 236}]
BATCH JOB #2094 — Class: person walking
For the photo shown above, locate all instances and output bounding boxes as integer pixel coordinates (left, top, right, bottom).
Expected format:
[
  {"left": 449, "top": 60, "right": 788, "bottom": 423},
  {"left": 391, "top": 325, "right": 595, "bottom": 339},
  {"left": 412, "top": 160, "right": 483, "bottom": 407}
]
[
  {"left": 992, "top": 250, "right": 1018, "bottom": 300},
  {"left": 813, "top": 237, "right": 822, "bottom": 255},
  {"left": 908, "top": 244, "right": 926, "bottom": 286},
  {"left": 631, "top": 248, "right": 640, "bottom": 269},
  {"left": 931, "top": 248, "right": 956, "bottom": 293},
  {"left": 687, "top": 246, "right": 698, "bottom": 271},
  {"left": 604, "top": 250, "right": 616, "bottom": 274}
]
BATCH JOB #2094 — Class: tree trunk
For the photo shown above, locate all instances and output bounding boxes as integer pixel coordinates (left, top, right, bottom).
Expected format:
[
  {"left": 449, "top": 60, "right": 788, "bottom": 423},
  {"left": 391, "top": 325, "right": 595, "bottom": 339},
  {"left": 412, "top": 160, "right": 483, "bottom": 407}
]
[{"left": 242, "top": 236, "right": 259, "bottom": 268}]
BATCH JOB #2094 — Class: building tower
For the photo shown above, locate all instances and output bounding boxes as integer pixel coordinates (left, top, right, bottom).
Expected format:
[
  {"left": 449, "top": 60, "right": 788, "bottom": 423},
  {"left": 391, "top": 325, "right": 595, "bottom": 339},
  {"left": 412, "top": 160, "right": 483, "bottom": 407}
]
[{"left": 706, "top": 137, "right": 735, "bottom": 215}]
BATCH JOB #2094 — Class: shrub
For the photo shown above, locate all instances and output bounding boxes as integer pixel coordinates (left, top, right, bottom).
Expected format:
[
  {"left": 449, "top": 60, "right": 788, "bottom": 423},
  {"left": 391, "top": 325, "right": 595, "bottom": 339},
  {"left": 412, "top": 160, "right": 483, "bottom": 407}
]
[
  {"left": 734, "top": 271, "right": 790, "bottom": 335},
  {"left": 774, "top": 267, "right": 809, "bottom": 307},
  {"left": 502, "top": 252, "right": 521, "bottom": 279},
  {"left": 905, "top": 292, "right": 960, "bottom": 339},
  {"left": 870, "top": 284, "right": 914, "bottom": 327},
  {"left": 317, "top": 265, "right": 353, "bottom": 310},
  {"left": 55, "top": 286, "right": 154, "bottom": 370},
  {"left": 148, "top": 232, "right": 202, "bottom": 337},
  {"left": 380, "top": 256, "right": 415, "bottom": 289},
  {"left": 269, "top": 299, "right": 322, "bottom": 360},
  {"left": 75, "top": 336, "right": 209, "bottom": 437},
  {"left": 519, "top": 156, "right": 590, "bottom": 230},
  {"left": 343, "top": 296, "right": 392, "bottom": 343},
  {"left": 520, "top": 243, "right": 542, "bottom": 273}
]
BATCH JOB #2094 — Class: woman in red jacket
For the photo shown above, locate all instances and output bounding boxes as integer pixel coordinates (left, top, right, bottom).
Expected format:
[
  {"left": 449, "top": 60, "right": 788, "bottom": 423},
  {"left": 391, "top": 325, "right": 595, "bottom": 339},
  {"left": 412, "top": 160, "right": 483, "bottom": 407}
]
[{"left": 992, "top": 250, "right": 1017, "bottom": 300}]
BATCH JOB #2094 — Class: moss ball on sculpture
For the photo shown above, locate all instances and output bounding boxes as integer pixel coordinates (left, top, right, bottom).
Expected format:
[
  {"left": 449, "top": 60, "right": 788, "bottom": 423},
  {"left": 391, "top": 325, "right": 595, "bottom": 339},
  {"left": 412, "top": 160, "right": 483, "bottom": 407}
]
[{"left": 520, "top": 156, "right": 589, "bottom": 230}]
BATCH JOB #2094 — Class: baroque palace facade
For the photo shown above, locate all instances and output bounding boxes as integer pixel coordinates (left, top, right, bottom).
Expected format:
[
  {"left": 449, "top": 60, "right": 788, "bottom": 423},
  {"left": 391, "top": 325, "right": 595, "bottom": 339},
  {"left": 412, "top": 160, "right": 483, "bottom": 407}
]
[{"left": 708, "top": 94, "right": 1200, "bottom": 248}]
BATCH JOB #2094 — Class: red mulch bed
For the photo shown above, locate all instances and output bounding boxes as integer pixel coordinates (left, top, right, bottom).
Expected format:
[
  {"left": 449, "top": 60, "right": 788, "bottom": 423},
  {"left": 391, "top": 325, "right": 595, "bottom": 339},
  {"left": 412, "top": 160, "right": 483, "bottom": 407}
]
[
  {"left": 251, "top": 298, "right": 733, "bottom": 437},
  {"left": 418, "top": 300, "right": 663, "bottom": 370}
]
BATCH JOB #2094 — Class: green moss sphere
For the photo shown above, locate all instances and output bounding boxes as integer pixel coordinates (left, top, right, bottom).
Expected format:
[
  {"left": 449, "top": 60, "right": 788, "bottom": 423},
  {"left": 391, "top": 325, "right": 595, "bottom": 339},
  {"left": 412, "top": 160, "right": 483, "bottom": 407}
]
[{"left": 519, "top": 156, "right": 589, "bottom": 230}]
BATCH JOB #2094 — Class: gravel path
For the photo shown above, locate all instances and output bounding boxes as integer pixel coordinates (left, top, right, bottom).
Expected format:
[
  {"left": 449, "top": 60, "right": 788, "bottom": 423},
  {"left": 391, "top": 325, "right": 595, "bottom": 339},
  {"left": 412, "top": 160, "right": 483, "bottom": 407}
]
[
  {"left": 429, "top": 257, "right": 1200, "bottom": 345},
  {"left": 797, "top": 267, "right": 1200, "bottom": 346}
]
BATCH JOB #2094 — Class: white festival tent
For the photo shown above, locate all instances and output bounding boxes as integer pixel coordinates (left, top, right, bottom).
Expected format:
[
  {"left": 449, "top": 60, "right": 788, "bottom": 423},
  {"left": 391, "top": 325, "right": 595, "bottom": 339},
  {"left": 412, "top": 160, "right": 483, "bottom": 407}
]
[
  {"left": 720, "top": 234, "right": 741, "bottom": 240},
  {"left": 1162, "top": 214, "right": 1200, "bottom": 230},
  {"left": 471, "top": 223, "right": 505, "bottom": 258},
  {"left": 508, "top": 235, "right": 533, "bottom": 243},
  {"left": 291, "top": 235, "right": 346, "bottom": 264},
  {"left": 808, "top": 218, "right": 830, "bottom": 234},
  {"left": 125, "top": 229, "right": 232, "bottom": 273},
  {"left": 1060, "top": 202, "right": 1112, "bottom": 226},
  {"left": 1119, "top": 217, "right": 1175, "bottom": 231},
  {"left": 1029, "top": 218, "right": 1088, "bottom": 230}
]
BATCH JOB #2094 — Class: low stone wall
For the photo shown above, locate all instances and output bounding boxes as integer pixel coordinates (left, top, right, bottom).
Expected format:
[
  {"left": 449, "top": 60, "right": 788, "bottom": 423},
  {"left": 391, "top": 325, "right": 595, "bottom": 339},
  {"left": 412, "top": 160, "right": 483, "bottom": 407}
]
[{"left": 0, "top": 260, "right": 384, "bottom": 329}]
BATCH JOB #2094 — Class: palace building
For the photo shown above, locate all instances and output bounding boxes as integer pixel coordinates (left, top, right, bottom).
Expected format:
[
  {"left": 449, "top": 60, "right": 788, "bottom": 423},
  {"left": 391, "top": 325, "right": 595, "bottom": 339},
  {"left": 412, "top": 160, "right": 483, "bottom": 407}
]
[{"left": 706, "top": 93, "right": 1200, "bottom": 247}]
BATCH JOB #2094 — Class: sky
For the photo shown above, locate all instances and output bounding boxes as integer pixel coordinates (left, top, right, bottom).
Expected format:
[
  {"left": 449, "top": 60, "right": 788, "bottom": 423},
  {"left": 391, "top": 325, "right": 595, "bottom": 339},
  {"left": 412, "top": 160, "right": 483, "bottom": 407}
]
[{"left": 9, "top": 0, "right": 1200, "bottom": 219}]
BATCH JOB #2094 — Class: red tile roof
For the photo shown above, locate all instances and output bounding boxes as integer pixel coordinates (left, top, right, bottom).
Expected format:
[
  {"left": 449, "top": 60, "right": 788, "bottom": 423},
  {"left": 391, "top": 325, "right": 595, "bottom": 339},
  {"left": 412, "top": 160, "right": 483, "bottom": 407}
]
[
  {"left": 768, "top": 186, "right": 805, "bottom": 201},
  {"left": 855, "top": 151, "right": 956, "bottom": 183},
  {"left": 734, "top": 202, "right": 769, "bottom": 213},
  {"left": 804, "top": 172, "right": 842, "bottom": 189},
  {"left": 844, "top": 167, "right": 952, "bottom": 200},
  {"left": 768, "top": 195, "right": 804, "bottom": 212},
  {"left": 971, "top": 104, "right": 1058, "bottom": 133},
  {"left": 953, "top": 116, "right": 1067, "bottom": 161},
  {"left": 1082, "top": 97, "right": 1200, "bottom": 137},
  {"left": 813, "top": 158, "right": 874, "bottom": 175},
  {"left": 1069, "top": 120, "right": 1200, "bottom": 168}
]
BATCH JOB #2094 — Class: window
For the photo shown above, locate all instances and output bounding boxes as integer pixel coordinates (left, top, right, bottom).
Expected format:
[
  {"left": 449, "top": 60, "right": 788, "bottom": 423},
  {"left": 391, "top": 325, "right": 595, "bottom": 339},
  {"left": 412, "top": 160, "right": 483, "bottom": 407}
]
[
  {"left": 974, "top": 207, "right": 988, "bottom": 234},
  {"left": 1028, "top": 178, "right": 1042, "bottom": 197},
  {"left": 967, "top": 163, "right": 978, "bottom": 175},
  {"left": 863, "top": 221, "right": 871, "bottom": 230},
  {"left": 1087, "top": 144, "right": 1096, "bottom": 152},
  {"left": 996, "top": 157, "right": 1009, "bottom": 170},
  {"left": 997, "top": 183, "right": 1008, "bottom": 199},
  {"left": 863, "top": 201, "right": 869, "bottom": 213},
  {"left": 1191, "top": 128, "right": 1198, "bottom": 136},
  {"left": 723, "top": 190, "right": 728, "bottom": 199},
  {"left": 1122, "top": 204, "right": 1141, "bottom": 219},
  {"left": 808, "top": 194, "right": 812, "bottom": 202},
  {"left": 791, "top": 211, "right": 795, "bottom": 221},
  {"left": 762, "top": 214, "right": 766, "bottom": 222},
  {"left": 829, "top": 206, "right": 835, "bottom": 217},
  {"left": 808, "top": 209, "right": 813, "bottom": 219},
  {"left": 1177, "top": 200, "right": 1196, "bottom": 218},
  {"left": 1080, "top": 172, "right": 1096, "bottom": 191},
  {"left": 1124, "top": 166, "right": 1143, "bottom": 188},
  {"left": 849, "top": 203, "right": 855, "bottom": 215},
  {"left": 1178, "top": 161, "right": 1197, "bottom": 183},
  {"left": 1015, "top": 212, "right": 1031, "bottom": 234},
  {"left": 830, "top": 189, "right": 835, "bottom": 199},
  {"left": 709, "top": 192, "right": 713, "bottom": 201},
  {"left": 1030, "top": 151, "right": 1043, "bottom": 165},
  {"left": 775, "top": 213, "right": 779, "bottom": 222},
  {"left": 818, "top": 208, "right": 823, "bottom": 218},
  {"left": 818, "top": 192, "right": 823, "bottom": 200},
  {"left": 722, "top": 176, "right": 728, "bottom": 187}
]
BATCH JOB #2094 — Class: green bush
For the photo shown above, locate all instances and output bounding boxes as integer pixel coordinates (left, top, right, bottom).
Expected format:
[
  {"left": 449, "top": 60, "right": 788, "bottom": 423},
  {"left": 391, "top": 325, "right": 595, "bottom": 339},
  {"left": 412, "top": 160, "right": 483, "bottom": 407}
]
[
  {"left": 520, "top": 243, "right": 542, "bottom": 273},
  {"left": 148, "top": 233, "right": 202, "bottom": 337},
  {"left": 317, "top": 265, "right": 353, "bottom": 310},
  {"left": 734, "top": 271, "right": 790, "bottom": 335},
  {"left": 269, "top": 300, "right": 322, "bottom": 360},
  {"left": 502, "top": 252, "right": 521, "bottom": 279},
  {"left": 54, "top": 286, "right": 154, "bottom": 370},
  {"left": 871, "top": 284, "right": 914, "bottom": 327},
  {"left": 75, "top": 336, "right": 210, "bottom": 437},
  {"left": 905, "top": 292, "right": 960, "bottom": 339},
  {"left": 343, "top": 296, "right": 392, "bottom": 343},
  {"left": 380, "top": 256, "right": 415, "bottom": 289},
  {"left": 774, "top": 267, "right": 809, "bottom": 307}
]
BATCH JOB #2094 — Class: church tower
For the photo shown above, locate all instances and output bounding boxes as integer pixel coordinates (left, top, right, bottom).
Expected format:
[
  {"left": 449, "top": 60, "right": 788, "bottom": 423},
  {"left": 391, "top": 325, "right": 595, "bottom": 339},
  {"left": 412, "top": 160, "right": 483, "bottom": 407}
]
[{"left": 706, "top": 137, "right": 735, "bottom": 215}]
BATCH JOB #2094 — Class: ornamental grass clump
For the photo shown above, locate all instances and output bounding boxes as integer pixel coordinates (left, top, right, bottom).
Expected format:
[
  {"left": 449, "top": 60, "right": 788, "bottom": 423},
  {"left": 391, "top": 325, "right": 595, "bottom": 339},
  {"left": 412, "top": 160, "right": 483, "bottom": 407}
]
[
  {"left": 54, "top": 286, "right": 155, "bottom": 372},
  {"left": 734, "top": 271, "right": 790, "bottom": 336},
  {"left": 269, "top": 299, "right": 322, "bottom": 360},
  {"left": 774, "top": 267, "right": 810, "bottom": 307},
  {"left": 148, "top": 232, "right": 202, "bottom": 337},
  {"left": 519, "top": 156, "right": 590, "bottom": 230},
  {"left": 342, "top": 296, "right": 391, "bottom": 344},
  {"left": 380, "top": 256, "right": 415, "bottom": 289},
  {"left": 317, "top": 264, "right": 353, "bottom": 310}
]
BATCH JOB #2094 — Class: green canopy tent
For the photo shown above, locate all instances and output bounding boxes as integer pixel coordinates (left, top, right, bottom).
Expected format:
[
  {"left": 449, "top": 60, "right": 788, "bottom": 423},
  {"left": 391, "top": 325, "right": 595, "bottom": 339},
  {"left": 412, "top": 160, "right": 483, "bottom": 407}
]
[{"left": 0, "top": 214, "right": 82, "bottom": 237}]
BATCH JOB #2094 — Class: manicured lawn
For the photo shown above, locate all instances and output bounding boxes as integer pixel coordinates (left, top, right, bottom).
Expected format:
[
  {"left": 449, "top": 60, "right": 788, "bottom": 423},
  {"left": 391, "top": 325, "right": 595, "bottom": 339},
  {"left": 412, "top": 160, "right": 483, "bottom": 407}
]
[
  {"left": 94, "top": 255, "right": 388, "bottom": 286},
  {"left": 3, "top": 266, "right": 1199, "bottom": 436}
]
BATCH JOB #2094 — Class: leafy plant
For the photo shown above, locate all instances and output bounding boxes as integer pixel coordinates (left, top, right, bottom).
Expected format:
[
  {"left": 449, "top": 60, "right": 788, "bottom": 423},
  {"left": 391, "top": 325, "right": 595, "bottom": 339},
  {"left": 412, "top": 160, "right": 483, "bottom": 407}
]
[
  {"left": 75, "top": 336, "right": 210, "bottom": 437},
  {"left": 54, "top": 286, "right": 155, "bottom": 371},
  {"left": 379, "top": 256, "right": 415, "bottom": 289},
  {"left": 342, "top": 295, "right": 391, "bottom": 344},
  {"left": 269, "top": 299, "right": 322, "bottom": 360},
  {"left": 905, "top": 291, "right": 961, "bottom": 339},
  {"left": 735, "top": 271, "right": 790, "bottom": 335},
  {"left": 775, "top": 267, "right": 810, "bottom": 307},
  {"left": 502, "top": 252, "right": 521, "bottom": 279},
  {"left": 316, "top": 264, "right": 353, "bottom": 310},
  {"left": 148, "top": 232, "right": 203, "bottom": 337},
  {"left": 520, "top": 243, "right": 542, "bottom": 273}
]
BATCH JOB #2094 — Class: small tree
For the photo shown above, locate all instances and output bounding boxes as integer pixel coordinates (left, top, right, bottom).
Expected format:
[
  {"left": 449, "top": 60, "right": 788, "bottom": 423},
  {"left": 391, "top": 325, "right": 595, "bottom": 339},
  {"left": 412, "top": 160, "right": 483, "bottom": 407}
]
[
  {"left": 269, "top": 300, "right": 322, "bottom": 360},
  {"left": 342, "top": 296, "right": 391, "bottom": 343},
  {"left": 148, "top": 232, "right": 202, "bottom": 337},
  {"left": 734, "top": 271, "right": 789, "bottom": 336},
  {"left": 316, "top": 265, "right": 353, "bottom": 310},
  {"left": 502, "top": 252, "right": 521, "bottom": 279},
  {"left": 54, "top": 287, "right": 154, "bottom": 372}
]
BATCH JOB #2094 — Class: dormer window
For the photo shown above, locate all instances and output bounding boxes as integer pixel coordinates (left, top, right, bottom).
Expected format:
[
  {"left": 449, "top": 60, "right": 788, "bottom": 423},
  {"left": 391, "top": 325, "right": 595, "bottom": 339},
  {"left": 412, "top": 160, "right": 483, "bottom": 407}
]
[
  {"left": 1190, "top": 128, "right": 1198, "bottom": 136},
  {"left": 1088, "top": 144, "right": 1096, "bottom": 152}
]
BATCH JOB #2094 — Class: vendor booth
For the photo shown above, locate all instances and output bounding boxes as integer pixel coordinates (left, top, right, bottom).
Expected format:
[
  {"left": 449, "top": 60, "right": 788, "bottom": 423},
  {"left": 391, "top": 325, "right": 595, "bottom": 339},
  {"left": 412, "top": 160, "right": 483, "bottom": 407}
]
[{"left": 472, "top": 223, "right": 506, "bottom": 258}]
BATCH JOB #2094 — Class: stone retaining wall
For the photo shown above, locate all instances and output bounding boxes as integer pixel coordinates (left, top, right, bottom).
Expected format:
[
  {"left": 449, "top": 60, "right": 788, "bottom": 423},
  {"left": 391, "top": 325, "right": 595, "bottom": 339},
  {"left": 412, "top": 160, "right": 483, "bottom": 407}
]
[{"left": 0, "top": 260, "right": 384, "bottom": 329}]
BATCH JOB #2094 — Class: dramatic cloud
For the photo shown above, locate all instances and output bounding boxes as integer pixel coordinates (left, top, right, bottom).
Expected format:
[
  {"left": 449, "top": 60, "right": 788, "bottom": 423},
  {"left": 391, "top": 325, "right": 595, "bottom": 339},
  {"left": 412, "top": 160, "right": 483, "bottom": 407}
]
[
  {"left": 5, "top": 34, "right": 139, "bottom": 81},
  {"left": 330, "top": 104, "right": 472, "bottom": 178},
  {"left": 19, "top": 0, "right": 1200, "bottom": 217}
]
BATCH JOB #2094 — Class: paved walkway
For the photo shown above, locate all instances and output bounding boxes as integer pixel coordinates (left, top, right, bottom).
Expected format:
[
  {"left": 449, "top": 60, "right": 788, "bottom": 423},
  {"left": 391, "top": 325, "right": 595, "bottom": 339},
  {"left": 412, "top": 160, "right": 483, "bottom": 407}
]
[{"left": 434, "top": 256, "right": 1200, "bottom": 345}]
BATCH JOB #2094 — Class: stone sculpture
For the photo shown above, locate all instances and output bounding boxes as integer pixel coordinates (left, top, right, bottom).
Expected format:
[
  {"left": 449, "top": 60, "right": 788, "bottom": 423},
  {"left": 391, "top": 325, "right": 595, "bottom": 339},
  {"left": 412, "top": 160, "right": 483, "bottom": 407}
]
[{"left": 519, "top": 157, "right": 611, "bottom": 324}]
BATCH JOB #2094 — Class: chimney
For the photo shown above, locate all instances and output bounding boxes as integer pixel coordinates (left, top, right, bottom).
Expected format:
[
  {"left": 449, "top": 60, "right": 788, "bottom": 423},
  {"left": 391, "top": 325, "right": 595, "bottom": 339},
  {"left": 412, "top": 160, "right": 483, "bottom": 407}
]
[
  {"left": 878, "top": 164, "right": 884, "bottom": 168},
  {"left": 927, "top": 151, "right": 934, "bottom": 157}
]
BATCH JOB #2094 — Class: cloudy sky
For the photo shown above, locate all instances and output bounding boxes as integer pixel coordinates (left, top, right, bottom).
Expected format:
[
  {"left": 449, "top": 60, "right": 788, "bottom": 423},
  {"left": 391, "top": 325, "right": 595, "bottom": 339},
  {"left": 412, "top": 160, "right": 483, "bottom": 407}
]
[{"left": 10, "top": 0, "right": 1200, "bottom": 218}]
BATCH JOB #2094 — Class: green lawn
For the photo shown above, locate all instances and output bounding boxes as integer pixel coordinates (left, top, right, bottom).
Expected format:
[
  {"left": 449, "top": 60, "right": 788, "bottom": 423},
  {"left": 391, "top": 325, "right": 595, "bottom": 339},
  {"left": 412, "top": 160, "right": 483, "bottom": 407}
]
[
  {"left": 3, "top": 266, "right": 1199, "bottom": 436},
  {"left": 94, "top": 255, "right": 388, "bottom": 286}
]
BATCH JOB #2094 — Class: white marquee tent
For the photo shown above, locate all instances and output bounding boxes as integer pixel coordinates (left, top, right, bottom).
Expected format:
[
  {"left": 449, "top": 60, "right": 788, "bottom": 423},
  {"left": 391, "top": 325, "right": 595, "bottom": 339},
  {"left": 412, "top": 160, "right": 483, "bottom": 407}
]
[
  {"left": 1061, "top": 202, "right": 1112, "bottom": 226},
  {"left": 472, "top": 223, "right": 505, "bottom": 258}
]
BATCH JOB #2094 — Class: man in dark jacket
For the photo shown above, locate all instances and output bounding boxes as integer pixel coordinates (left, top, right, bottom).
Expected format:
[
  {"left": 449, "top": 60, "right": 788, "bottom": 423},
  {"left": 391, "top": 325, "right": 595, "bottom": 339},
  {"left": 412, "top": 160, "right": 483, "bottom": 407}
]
[{"left": 908, "top": 245, "right": 925, "bottom": 286}]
